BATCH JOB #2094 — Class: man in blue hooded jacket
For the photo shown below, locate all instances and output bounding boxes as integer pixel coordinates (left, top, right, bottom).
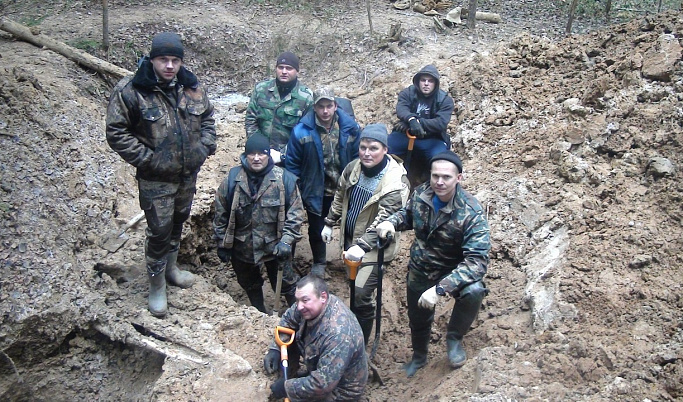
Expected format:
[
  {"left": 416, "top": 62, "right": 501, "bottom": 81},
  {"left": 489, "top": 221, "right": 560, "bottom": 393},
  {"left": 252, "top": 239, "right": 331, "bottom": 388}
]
[{"left": 285, "top": 88, "right": 360, "bottom": 278}]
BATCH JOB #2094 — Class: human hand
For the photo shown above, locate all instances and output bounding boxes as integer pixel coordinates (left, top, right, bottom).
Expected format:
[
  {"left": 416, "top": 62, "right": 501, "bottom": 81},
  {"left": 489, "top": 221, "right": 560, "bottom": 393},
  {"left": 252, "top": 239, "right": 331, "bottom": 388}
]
[
  {"left": 273, "top": 242, "right": 292, "bottom": 259},
  {"left": 418, "top": 285, "right": 439, "bottom": 310},
  {"left": 321, "top": 225, "right": 333, "bottom": 243},
  {"left": 408, "top": 118, "right": 425, "bottom": 138},
  {"left": 393, "top": 120, "right": 408, "bottom": 133},
  {"left": 345, "top": 245, "right": 365, "bottom": 262},
  {"left": 217, "top": 247, "right": 232, "bottom": 263},
  {"left": 376, "top": 221, "right": 395, "bottom": 240},
  {"left": 270, "top": 377, "right": 287, "bottom": 399},
  {"left": 270, "top": 149, "right": 281, "bottom": 164},
  {"left": 263, "top": 349, "right": 280, "bottom": 374}
]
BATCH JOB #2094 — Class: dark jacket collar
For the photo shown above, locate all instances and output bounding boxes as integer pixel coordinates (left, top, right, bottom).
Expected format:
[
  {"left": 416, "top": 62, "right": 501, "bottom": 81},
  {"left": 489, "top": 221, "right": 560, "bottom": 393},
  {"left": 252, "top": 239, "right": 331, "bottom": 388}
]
[{"left": 132, "top": 59, "right": 199, "bottom": 90}]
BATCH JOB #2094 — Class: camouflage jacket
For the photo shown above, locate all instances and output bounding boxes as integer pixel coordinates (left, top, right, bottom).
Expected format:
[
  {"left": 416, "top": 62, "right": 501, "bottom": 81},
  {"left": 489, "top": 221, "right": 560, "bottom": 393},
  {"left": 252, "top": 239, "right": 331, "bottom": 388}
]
[
  {"left": 386, "top": 182, "right": 490, "bottom": 294},
  {"left": 213, "top": 157, "right": 304, "bottom": 263},
  {"left": 106, "top": 61, "right": 216, "bottom": 182},
  {"left": 269, "top": 294, "right": 368, "bottom": 401},
  {"left": 325, "top": 156, "right": 410, "bottom": 263},
  {"left": 245, "top": 78, "right": 313, "bottom": 151}
]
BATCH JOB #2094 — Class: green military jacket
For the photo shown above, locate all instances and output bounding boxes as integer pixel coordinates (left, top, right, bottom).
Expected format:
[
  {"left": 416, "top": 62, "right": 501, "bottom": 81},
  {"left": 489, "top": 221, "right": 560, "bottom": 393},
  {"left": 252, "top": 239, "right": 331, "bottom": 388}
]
[{"left": 244, "top": 78, "right": 313, "bottom": 151}]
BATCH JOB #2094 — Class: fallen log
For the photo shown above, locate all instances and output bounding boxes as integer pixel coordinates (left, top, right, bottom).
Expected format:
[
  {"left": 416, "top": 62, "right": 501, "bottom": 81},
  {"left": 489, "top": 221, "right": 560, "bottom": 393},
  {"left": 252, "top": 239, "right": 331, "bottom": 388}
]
[{"left": 0, "top": 17, "right": 132, "bottom": 79}]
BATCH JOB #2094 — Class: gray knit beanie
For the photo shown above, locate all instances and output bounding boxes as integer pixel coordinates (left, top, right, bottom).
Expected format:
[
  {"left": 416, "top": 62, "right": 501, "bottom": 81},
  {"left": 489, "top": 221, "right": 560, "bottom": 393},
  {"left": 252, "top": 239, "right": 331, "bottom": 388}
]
[
  {"left": 150, "top": 32, "right": 184, "bottom": 60},
  {"left": 359, "top": 124, "right": 388, "bottom": 148}
]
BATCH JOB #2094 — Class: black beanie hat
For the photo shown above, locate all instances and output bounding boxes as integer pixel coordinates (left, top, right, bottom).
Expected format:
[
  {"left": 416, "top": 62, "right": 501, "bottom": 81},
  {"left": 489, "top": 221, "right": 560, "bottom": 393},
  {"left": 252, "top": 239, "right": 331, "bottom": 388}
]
[
  {"left": 150, "top": 32, "right": 184, "bottom": 60},
  {"left": 430, "top": 151, "right": 463, "bottom": 174},
  {"left": 275, "top": 52, "right": 300, "bottom": 71},
  {"left": 245, "top": 134, "right": 270, "bottom": 155}
]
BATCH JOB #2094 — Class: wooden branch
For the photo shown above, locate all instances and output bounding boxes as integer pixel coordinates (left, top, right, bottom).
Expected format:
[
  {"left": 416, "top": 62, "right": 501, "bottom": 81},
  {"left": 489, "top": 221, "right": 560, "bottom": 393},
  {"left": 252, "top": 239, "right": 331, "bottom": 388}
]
[{"left": 0, "top": 17, "right": 131, "bottom": 79}]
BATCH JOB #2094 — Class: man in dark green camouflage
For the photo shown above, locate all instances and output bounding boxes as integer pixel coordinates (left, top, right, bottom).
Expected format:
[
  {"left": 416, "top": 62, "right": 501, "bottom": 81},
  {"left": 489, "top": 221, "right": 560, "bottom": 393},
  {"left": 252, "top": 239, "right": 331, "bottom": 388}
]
[
  {"left": 263, "top": 275, "right": 368, "bottom": 401},
  {"left": 106, "top": 32, "right": 216, "bottom": 318},
  {"left": 377, "top": 151, "right": 490, "bottom": 377},
  {"left": 245, "top": 52, "right": 313, "bottom": 164},
  {"left": 213, "top": 134, "right": 304, "bottom": 313}
]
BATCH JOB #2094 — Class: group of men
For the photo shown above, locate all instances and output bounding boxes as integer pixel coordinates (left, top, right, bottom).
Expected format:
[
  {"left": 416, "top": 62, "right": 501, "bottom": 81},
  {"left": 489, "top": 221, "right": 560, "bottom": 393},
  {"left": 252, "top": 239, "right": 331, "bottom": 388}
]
[{"left": 106, "top": 32, "right": 491, "bottom": 401}]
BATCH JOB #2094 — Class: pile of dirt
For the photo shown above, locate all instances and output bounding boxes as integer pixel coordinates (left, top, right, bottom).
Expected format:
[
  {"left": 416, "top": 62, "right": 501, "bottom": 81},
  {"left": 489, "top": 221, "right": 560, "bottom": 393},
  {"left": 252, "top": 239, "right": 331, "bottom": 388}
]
[{"left": 0, "top": 1, "right": 681, "bottom": 401}]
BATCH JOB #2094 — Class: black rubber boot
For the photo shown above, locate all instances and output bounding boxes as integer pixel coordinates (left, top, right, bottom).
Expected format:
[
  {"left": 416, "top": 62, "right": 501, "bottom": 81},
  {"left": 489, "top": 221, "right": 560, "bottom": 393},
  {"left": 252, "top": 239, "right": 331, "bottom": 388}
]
[
  {"left": 404, "top": 332, "right": 429, "bottom": 377},
  {"left": 309, "top": 240, "right": 327, "bottom": 278},
  {"left": 357, "top": 317, "right": 374, "bottom": 346},
  {"left": 165, "top": 248, "right": 195, "bottom": 289},
  {"left": 446, "top": 281, "right": 486, "bottom": 368},
  {"left": 147, "top": 258, "right": 168, "bottom": 318},
  {"left": 285, "top": 292, "right": 297, "bottom": 308},
  {"left": 246, "top": 288, "right": 267, "bottom": 313}
]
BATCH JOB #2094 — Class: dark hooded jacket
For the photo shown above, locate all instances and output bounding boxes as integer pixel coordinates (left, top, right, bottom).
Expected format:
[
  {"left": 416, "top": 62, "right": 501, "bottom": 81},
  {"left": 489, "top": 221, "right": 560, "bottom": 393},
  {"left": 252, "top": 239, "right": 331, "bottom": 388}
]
[
  {"left": 395, "top": 65, "right": 455, "bottom": 145},
  {"left": 106, "top": 60, "right": 216, "bottom": 182}
]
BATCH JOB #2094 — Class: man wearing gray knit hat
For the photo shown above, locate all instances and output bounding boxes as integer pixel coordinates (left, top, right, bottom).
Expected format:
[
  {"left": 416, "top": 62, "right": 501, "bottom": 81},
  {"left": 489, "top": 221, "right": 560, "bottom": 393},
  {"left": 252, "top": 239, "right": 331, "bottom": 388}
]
[
  {"left": 106, "top": 32, "right": 216, "bottom": 318},
  {"left": 321, "top": 124, "right": 410, "bottom": 344}
]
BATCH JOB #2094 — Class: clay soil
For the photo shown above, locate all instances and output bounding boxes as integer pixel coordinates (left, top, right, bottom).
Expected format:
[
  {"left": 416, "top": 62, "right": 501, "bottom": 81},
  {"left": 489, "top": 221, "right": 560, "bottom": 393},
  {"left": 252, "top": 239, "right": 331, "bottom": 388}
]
[{"left": 0, "top": 0, "right": 682, "bottom": 401}]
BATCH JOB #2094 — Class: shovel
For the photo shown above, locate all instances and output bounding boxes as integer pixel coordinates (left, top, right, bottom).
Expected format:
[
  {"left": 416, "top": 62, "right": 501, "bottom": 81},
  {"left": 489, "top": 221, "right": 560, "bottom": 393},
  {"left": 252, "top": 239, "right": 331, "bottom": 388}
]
[
  {"left": 273, "top": 256, "right": 291, "bottom": 315},
  {"left": 98, "top": 211, "right": 146, "bottom": 253},
  {"left": 274, "top": 326, "right": 295, "bottom": 402},
  {"left": 404, "top": 130, "right": 417, "bottom": 172},
  {"left": 342, "top": 253, "right": 362, "bottom": 314}
]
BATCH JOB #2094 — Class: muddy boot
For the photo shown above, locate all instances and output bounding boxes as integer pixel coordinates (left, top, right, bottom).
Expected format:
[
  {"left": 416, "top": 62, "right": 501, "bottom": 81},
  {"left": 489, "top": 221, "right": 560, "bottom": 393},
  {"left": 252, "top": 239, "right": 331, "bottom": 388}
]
[
  {"left": 357, "top": 317, "right": 374, "bottom": 346},
  {"left": 165, "top": 248, "right": 195, "bottom": 289},
  {"left": 404, "top": 332, "right": 429, "bottom": 377},
  {"left": 147, "top": 258, "right": 168, "bottom": 318},
  {"left": 446, "top": 281, "right": 486, "bottom": 368},
  {"left": 310, "top": 263, "right": 326, "bottom": 278},
  {"left": 310, "top": 240, "right": 327, "bottom": 278},
  {"left": 285, "top": 291, "right": 297, "bottom": 308},
  {"left": 246, "top": 288, "right": 267, "bottom": 313}
]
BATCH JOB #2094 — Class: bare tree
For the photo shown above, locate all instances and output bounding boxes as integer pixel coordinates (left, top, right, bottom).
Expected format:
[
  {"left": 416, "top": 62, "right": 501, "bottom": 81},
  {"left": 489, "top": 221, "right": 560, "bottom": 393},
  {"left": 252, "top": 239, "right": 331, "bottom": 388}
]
[
  {"left": 467, "top": 0, "right": 478, "bottom": 29},
  {"left": 605, "top": 0, "right": 612, "bottom": 21},
  {"left": 566, "top": 0, "right": 578, "bottom": 35},
  {"left": 366, "top": 0, "right": 373, "bottom": 35},
  {"left": 102, "top": 0, "right": 109, "bottom": 53}
]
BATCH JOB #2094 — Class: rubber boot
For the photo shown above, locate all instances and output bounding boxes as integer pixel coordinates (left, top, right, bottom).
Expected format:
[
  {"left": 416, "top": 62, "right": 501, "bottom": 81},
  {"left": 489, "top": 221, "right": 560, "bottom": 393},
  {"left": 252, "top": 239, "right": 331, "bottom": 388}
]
[
  {"left": 404, "top": 332, "right": 429, "bottom": 377},
  {"left": 246, "top": 288, "right": 267, "bottom": 313},
  {"left": 446, "top": 281, "right": 486, "bottom": 368},
  {"left": 357, "top": 317, "right": 374, "bottom": 346},
  {"left": 285, "top": 292, "right": 297, "bottom": 308},
  {"left": 165, "top": 249, "right": 196, "bottom": 289},
  {"left": 310, "top": 240, "right": 327, "bottom": 278},
  {"left": 147, "top": 258, "right": 168, "bottom": 318}
]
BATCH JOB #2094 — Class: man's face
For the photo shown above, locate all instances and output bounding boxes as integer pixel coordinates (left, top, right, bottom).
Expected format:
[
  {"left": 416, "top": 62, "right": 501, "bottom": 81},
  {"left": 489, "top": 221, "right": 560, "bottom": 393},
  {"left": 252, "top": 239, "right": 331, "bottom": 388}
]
[
  {"left": 314, "top": 99, "right": 337, "bottom": 125},
  {"left": 295, "top": 283, "right": 327, "bottom": 320},
  {"left": 430, "top": 160, "right": 462, "bottom": 202},
  {"left": 246, "top": 151, "right": 268, "bottom": 173},
  {"left": 151, "top": 56, "right": 182, "bottom": 83},
  {"left": 276, "top": 64, "right": 298, "bottom": 83},
  {"left": 359, "top": 139, "right": 387, "bottom": 169},
  {"left": 418, "top": 75, "right": 436, "bottom": 96}
]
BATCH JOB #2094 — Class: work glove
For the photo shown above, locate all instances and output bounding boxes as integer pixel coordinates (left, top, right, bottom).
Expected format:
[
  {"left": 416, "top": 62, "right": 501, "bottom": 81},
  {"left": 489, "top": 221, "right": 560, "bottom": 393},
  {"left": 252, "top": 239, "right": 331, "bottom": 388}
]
[
  {"left": 217, "top": 247, "right": 232, "bottom": 263},
  {"left": 408, "top": 118, "right": 426, "bottom": 138},
  {"left": 263, "top": 349, "right": 280, "bottom": 374},
  {"left": 273, "top": 241, "right": 292, "bottom": 260},
  {"left": 418, "top": 285, "right": 439, "bottom": 310},
  {"left": 376, "top": 221, "right": 395, "bottom": 240},
  {"left": 392, "top": 120, "right": 408, "bottom": 133},
  {"left": 321, "top": 225, "right": 333, "bottom": 243},
  {"left": 344, "top": 245, "right": 365, "bottom": 262},
  {"left": 270, "top": 377, "right": 287, "bottom": 399},
  {"left": 270, "top": 149, "right": 282, "bottom": 164}
]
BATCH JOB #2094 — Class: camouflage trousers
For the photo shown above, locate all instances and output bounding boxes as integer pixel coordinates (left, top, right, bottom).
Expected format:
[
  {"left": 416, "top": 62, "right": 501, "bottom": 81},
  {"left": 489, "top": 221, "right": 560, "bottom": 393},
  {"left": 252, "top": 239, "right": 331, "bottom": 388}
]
[{"left": 138, "top": 177, "right": 196, "bottom": 266}]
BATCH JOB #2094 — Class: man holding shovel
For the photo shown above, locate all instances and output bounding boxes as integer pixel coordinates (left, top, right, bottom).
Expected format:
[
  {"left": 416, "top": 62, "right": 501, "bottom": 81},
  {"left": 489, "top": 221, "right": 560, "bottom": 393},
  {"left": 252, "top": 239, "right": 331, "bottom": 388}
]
[
  {"left": 377, "top": 151, "right": 490, "bottom": 377},
  {"left": 106, "top": 32, "right": 216, "bottom": 318},
  {"left": 263, "top": 275, "right": 368, "bottom": 401},
  {"left": 213, "top": 134, "right": 304, "bottom": 313},
  {"left": 320, "top": 124, "right": 410, "bottom": 344}
]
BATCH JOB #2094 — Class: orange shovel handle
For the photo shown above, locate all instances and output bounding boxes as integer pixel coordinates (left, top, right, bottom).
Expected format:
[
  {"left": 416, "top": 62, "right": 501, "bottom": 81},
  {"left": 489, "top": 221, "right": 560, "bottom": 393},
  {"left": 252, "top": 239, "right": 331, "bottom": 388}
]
[
  {"left": 406, "top": 130, "right": 417, "bottom": 151},
  {"left": 343, "top": 254, "right": 362, "bottom": 280}
]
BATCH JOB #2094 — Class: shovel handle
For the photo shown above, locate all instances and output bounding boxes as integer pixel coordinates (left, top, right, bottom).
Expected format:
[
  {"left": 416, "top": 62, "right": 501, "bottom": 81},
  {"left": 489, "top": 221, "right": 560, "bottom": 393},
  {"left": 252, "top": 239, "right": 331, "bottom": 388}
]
[
  {"left": 406, "top": 131, "right": 417, "bottom": 150},
  {"left": 342, "top": 253, "right": 362, "bottom": 280}
]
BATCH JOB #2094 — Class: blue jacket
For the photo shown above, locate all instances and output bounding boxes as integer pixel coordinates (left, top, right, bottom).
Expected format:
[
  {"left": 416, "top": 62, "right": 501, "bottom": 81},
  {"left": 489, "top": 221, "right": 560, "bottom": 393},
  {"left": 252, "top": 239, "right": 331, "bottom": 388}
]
[{"left": 285, "top": 108, "right": 360, "bottom": 216}]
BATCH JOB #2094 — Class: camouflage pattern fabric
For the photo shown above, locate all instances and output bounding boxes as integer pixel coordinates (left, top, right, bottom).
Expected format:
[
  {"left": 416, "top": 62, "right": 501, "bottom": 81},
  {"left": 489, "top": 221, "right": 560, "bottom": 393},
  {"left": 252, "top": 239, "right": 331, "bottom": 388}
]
[
  {"left": 268, "top": 294, "right": 368, "bottom": 401},
  {"left": 213, "top": 158, "right": 304, "bottom": 264},
  {"left": 245, "top": 78, "right": 313, "bottom": 151},
  {"left": 386, "top": 182, "right": 490, "bottom": 294}
]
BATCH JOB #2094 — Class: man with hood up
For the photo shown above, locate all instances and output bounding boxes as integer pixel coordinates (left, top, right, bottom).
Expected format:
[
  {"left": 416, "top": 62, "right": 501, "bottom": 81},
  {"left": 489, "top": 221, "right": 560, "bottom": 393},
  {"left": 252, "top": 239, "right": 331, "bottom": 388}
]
[
  {"left": 106, "top": 32, "right": 216, "bottom": 318},
  {"left": 388, "top": 64, "right": 455, "bottom": 163}
]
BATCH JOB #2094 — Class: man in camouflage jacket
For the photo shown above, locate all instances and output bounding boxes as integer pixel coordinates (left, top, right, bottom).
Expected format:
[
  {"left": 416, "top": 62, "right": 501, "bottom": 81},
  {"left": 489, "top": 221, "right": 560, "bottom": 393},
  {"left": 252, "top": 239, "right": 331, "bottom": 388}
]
[
  {"left": 377, "top": 151, "right": 490, "bottom": 377},
  {"left": 213, "top": 134, "right": 304, "bottom": 312},
  {"left": 263, "top": 275, "right": 368, "bottom": 401},
  {"left": 245, "top": 52, "right": 313, "bottom": 163},
  {"left": 106, "top": 32, "right": 216, "bottom": 318}
]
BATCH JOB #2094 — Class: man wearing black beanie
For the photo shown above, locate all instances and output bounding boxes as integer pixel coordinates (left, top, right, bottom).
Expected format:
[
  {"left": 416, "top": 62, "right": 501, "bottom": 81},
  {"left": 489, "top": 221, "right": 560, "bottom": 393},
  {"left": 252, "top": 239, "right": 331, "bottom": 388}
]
[
  {"left": 213, "top": 134, "right": 305, "bottom": 313},
  {"left": 106, "top": 32, "right": 216, "bottom": 318},
  {"left": 245, "top": 52, "right": 313, "bottom": 165}
]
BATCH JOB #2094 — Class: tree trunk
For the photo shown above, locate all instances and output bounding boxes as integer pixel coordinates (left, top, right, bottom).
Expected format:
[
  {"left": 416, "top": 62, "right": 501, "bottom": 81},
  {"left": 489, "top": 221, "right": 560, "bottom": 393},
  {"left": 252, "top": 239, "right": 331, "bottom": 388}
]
[
  {"left": 566, "top": 0, "right": 578, "bottom": 35},
  {"left": 102, "top": 0, "right": 109, "bottom": 52},
  {"left": 366, "top": 0, "right": 373, "bottom": 36},
  {"left": 605, "top": 0, "right": 612, "bottom": 21},
  {"left": 0, "top": 17, "right": 131, "bottom": 79},
  {"left": 467, "top": 0, "right": 478, "bottom": 29}
]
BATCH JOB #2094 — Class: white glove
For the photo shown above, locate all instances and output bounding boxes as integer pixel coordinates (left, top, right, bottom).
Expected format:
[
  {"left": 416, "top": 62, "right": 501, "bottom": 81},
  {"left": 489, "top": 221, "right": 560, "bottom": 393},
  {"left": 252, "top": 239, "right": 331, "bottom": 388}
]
[
  {"left": 376, "top": 221, "right": 395, "bottom": 240},
  {"left": 321, "top": 225, "right": 333, "bottom": 243},
  {"left": 344, "top": 245, "right": 365, "bottom": 262},
  {"left": 418, "top": 286, "right": 439, "bottom": 310},
  {"left": 270, "top": 149, "right": 282, "bottom": 164}
]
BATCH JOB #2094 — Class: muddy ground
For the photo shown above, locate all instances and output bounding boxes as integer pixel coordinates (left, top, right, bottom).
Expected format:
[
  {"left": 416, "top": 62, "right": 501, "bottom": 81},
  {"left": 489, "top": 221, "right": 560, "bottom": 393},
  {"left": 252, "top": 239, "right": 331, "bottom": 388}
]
[{"left": 0, "top": 0, "right": 682, "bottom": 401}]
